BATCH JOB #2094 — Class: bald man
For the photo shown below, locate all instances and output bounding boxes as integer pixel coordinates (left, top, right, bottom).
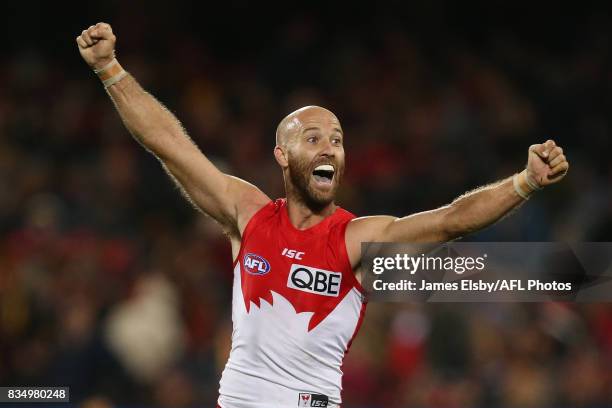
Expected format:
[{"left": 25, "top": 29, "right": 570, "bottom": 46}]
[{"left": 78, "top": 23, "right": 569, "bottom": 408}]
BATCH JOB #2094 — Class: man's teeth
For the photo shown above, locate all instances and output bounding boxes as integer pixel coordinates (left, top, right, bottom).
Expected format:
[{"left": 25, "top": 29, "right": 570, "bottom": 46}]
[{"left": 314, "top": 164, "right": 334, "bottom": 172}]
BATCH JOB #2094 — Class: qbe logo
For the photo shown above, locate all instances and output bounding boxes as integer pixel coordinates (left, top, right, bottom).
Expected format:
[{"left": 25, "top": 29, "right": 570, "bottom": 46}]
[
  {"left": 243, "top": 253, "right": 271, "bottom": 275},
  {"left": 288, "top": 264, "right": 341, "bottom": 297},
  {"left": 298, "top": 393, "right": 328, "bottom": 407}
]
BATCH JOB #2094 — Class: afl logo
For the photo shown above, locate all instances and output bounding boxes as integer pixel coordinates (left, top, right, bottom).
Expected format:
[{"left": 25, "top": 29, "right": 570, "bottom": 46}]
[{"left": 243, "top": 253, "right": 271, "bottom": 275}]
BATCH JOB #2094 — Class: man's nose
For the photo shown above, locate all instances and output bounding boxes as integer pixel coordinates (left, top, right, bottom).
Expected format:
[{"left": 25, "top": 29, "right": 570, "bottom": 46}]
[{"left": 319, "top": 138, "right": 335, "bottom": 157}]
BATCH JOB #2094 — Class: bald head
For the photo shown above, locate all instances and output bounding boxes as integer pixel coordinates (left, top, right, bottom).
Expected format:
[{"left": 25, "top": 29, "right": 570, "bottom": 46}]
[
  {"left": 273, "top": 105, "right": 346, "bottom": 209},
  {"left": 275, "top": 106, "right": 341, "bottom": 147}
]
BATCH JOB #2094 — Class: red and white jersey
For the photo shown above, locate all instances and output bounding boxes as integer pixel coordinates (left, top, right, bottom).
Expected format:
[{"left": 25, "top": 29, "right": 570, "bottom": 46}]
[{"left": 218, "top": 198, "right": 367, "bottom": 408}]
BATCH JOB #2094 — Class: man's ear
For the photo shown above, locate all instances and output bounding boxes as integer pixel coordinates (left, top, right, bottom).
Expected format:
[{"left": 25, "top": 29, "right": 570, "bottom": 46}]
[{"left": 274, "top": 146, "right": 288, "bottom": 168}]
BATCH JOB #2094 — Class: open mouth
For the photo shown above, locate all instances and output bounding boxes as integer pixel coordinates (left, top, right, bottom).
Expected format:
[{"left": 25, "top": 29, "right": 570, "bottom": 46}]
[{"left": 312, "top": 164, "right": 335, "bottom": 185}]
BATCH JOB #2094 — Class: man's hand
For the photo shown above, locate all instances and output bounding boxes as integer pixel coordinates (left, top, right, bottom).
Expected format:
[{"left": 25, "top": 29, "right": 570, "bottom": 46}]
[
  {"left": 526, "top": 139, "right": 569, "bottom": 187},
  {"left": 76, "top": 22, "right": 116, "bottom": 70}
]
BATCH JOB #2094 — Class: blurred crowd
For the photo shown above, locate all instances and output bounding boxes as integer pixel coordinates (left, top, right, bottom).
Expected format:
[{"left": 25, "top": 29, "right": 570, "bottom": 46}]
[{"left": 1, "top": 2, "right": 611, "bottom": 407}]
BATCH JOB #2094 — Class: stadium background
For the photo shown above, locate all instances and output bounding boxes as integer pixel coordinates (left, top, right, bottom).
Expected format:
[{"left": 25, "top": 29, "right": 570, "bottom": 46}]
[{"left": 1, "top": 1, "right": 611, "bottom": 407}]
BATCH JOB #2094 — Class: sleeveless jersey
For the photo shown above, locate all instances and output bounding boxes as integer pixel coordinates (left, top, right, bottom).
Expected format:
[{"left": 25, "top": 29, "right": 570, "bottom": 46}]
[{"left": 218, "top": 198, "right": 367, "bottom": 408}]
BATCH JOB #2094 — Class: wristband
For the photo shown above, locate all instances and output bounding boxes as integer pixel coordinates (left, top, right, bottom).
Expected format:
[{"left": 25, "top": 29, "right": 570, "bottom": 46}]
[
  {"left": 513, "top": 170, "right": 541, "bottom": 200},
  {"left": 524, "top": 171, "right": 542, "bottom": 192},
  {"left": 94, "top": 58, "right": 127, "bottom": 88}
]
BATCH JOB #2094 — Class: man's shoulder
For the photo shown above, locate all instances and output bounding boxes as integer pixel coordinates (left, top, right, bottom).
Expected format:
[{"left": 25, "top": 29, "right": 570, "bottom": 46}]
[
  {"left": 326, "top": 207, "right": 356, "bottom": 233},
  {"left": 333, "top": 206, "right": 356, "bottom": 221},
  {"left": 243, "top": 198, "right": 278, "bottom": 225}
]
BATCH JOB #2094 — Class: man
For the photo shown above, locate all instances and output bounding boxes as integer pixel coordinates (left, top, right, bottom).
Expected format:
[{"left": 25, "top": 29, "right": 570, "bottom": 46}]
[{"left": 77, "top": 23, "right": 569, "bottom": 408}]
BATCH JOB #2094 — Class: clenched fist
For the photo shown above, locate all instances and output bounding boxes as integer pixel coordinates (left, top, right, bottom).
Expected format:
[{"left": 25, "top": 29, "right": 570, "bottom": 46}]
[
  {"left": 526, "top": 139, "right": 569, "bottom": 187},
  {"left": 76, "top": 22, "right": 116, "bottom": 70}
]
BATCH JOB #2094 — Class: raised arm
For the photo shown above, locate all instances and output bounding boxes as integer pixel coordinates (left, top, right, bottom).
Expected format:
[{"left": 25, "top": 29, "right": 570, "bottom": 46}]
[
  {"left": 76, "top": 23, "right": 270, "bottom": 237},
  {"left": 346, "top": 140, "right": 569, "bottom": 268}
]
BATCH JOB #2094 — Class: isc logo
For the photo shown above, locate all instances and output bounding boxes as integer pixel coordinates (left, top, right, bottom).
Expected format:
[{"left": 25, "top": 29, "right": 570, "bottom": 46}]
[
  {"left": 288, "top": 264, "right": 341, "bottom": 297},
  {"left": 298, "top": 393, "right": 328, "bottom": 407},
  {"left": 243, "top": 253, "right": 271, "bottom": 275},
  {"left": 282, "top": 248, "right": 304, "bottom": 260}
]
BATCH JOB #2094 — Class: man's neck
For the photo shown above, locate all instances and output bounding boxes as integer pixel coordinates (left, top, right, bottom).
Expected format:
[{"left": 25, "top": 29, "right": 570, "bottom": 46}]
[{"left": 286, "top": 197, "right": 336, "bottom": 230}]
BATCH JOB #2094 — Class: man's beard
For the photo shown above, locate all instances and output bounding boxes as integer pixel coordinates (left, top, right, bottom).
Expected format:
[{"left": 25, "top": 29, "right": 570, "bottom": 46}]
[{"left": 287, "top": 153, "right": 343, "bottom": 212}]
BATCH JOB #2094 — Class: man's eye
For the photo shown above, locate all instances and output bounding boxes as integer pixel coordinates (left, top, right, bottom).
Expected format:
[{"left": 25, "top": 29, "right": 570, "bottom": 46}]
[
  {"left": 307, "top": 137, "right": 317, "bottom": 143},
  {"left": 332, "top": 138, "right": 342, "bottom": 145}
]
